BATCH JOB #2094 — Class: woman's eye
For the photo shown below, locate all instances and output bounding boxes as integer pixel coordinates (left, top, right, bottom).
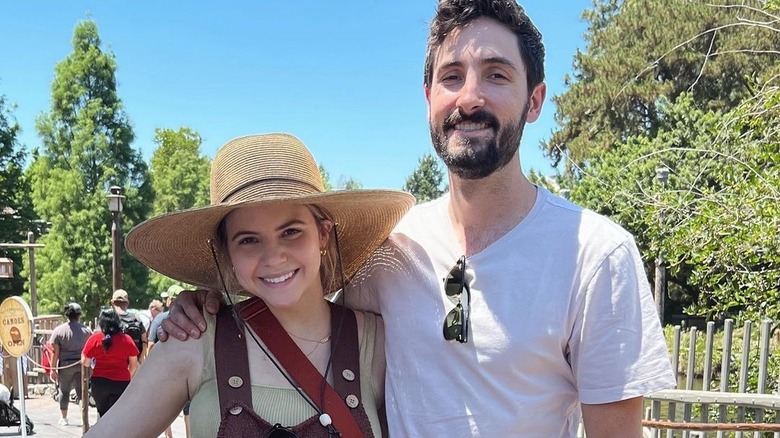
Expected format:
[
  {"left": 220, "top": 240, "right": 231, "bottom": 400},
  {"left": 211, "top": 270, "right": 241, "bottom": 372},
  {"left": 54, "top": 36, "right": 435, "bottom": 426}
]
[
  {"left": 238, "top": 236, "right": 258, "bottom": 245},
  {"left": 282, "top": 228, "right": 302, "bottom": 238}
]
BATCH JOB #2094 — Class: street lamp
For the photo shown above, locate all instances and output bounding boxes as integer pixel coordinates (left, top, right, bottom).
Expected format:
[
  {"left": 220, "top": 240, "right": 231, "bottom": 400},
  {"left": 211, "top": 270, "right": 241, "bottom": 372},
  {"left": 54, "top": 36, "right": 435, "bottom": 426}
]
[
  {"left": 107, "top": 186, "right": 125, "bottom": 292},
  {"left": 0, "top": 257, "right": 13, "bottom": 279},
  {"left": 654, "top": 167, "right": 669, "bottom": 324}
]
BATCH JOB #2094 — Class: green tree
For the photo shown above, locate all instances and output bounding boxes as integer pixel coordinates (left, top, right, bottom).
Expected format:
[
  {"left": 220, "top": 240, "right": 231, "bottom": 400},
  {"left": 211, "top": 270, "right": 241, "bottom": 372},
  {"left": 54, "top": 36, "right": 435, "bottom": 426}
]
[
  {"left": 147, "top": 127, "right": 210, "bottom": 293},
  {"left": 150, "top": 127, "right": 210, "bottom": 215},
  {"left": 403, "top": 153, "right": 446, "bottom": 203},
  {"left": 546, "top": 0, "right": 780, "bottom": 169},
  {"left": 319, "top": 165, "right": 333, "bottom": 191},
  {"left": 337, "top": 177, "right": 362, "bottom": 190},
  {"left": 0, "top": 94, "right": 39, "bottom": 300},
  {"left": 27, "top": 20, "right": 153, "bottom": 318}
]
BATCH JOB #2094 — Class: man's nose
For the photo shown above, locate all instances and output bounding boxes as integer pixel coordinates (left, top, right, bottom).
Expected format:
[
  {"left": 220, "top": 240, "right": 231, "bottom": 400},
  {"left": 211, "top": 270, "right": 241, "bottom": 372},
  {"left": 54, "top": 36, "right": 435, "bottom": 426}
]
[{"left": 455, "top": 73, "right": 485, "bottom": 115}]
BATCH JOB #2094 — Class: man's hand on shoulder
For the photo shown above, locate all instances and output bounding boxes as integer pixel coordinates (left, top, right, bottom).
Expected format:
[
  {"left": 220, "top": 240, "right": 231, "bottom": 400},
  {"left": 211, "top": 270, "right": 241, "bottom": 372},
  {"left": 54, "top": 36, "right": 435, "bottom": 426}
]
[{"left": 157, "top": 289, "right": 224, "bottom": 342}]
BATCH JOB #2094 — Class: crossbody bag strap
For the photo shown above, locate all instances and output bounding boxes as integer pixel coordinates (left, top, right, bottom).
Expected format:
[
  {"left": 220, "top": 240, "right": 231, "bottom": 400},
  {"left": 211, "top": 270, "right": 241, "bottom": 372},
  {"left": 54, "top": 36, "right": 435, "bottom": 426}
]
[{"left": 239, "top": 298, "right": 364, "bottom": 438}]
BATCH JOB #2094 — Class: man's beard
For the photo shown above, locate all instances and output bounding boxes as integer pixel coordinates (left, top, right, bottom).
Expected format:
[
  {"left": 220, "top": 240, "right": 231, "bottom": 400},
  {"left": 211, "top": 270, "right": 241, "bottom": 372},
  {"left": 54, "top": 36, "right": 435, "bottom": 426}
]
[{"left": 430, "top": 103, "right": 529, "bottom": 180}]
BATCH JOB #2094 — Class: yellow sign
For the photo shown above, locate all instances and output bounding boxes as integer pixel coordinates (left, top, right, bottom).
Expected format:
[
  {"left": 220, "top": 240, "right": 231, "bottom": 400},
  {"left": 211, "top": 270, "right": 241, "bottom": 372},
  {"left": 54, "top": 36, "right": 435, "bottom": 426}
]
[{"left": 0, "top": 297, "right": 33, "bottom": 357}]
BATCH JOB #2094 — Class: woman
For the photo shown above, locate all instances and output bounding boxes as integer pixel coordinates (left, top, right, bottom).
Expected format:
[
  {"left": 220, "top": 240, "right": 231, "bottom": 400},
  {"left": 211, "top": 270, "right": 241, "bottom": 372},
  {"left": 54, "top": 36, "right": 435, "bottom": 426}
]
[
  {"left": 81, "top": 308, "right": 139, "bottom": 417},
  {"left": 83, "top": 133, "right": 413, "bottom": 437}
]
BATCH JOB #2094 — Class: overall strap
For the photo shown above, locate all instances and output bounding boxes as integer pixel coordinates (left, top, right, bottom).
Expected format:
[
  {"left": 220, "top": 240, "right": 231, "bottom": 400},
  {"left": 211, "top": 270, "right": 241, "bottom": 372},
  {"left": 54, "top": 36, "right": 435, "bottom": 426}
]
[
  {"left": 215, "top": 306, "right": 252, "bottom": 409},
  {"left": 329, "top": 303, "right": 362, "bottom": 407}
]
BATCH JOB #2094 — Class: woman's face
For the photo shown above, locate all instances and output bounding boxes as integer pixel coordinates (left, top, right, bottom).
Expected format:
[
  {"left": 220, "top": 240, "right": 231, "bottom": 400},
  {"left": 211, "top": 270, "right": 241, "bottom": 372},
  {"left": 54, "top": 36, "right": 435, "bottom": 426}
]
[{"left": 224, "top": 203, "right": 331, "bottom": 310}]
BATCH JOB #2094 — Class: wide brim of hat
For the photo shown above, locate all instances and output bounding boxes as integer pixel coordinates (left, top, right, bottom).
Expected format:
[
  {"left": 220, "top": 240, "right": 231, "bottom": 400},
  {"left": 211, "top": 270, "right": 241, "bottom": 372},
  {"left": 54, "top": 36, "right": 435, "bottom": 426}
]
[{"left": 126, "top": 190, "right": 414, "bottom": 295}]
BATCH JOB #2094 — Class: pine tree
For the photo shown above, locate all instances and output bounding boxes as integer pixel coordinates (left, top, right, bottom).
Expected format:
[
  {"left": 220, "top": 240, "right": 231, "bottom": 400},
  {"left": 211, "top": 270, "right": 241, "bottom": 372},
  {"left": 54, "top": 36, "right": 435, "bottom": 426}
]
[
  {"left": 27, "top": 20, "right": 153, "bottom": 317},
  {"left": 403, "top": 153, "right": 445, "bottom": 203}
]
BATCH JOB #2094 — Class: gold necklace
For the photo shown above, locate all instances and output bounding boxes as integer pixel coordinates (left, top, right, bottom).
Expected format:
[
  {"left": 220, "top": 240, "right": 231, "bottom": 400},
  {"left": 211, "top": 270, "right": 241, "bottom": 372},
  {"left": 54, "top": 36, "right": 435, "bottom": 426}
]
[
  {"left": 286, "top": 331, "right": 331, "bottom": 344},
  {"left": 286, "top": 332, "right": 331, "bottom": 357}
]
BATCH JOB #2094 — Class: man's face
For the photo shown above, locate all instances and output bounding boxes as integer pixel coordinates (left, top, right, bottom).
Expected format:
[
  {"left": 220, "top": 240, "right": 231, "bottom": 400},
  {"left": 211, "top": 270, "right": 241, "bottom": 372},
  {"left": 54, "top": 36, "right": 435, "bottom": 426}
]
[{"left": 426, "top": 17, "right": 545, "bottom": 179}]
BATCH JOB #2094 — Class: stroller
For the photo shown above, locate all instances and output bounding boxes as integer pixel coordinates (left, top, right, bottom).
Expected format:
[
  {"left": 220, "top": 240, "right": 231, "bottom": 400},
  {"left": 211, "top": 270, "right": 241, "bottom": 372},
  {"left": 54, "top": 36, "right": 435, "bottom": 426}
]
[{"left": 0, "top": 384, "right": 34, "bottom": 435}]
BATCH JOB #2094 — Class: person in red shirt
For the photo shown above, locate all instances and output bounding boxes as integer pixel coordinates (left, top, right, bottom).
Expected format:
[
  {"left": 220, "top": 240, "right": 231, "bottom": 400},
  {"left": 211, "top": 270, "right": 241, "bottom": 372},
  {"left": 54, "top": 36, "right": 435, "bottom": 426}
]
[{"left": 81, "top": 308, "right": 139, "bottom": 417}]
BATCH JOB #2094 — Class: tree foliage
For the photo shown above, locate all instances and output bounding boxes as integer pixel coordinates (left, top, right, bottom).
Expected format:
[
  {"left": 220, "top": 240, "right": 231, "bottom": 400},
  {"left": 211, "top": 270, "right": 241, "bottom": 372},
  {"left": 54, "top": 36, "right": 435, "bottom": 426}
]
[
  {"left": 403, "top": 153, "right": 446, "bottom": 203},
  {"left": 147, "top": 127, "right": 210, "bottom": 293},
  {"left": 319, "top": 165, "right": 333, "bottom": 192},
  {"left": 546, "top": 0, "right": 780, "bottom": 170},
  {"left": 0, "top": 94, "right": 39, "bottom": 300},
  {"left": 27, "top": 21, "right": 153, "bottom": 318},
  {"left": 567, "top": 86, "right": 778, "bottom": 323}
]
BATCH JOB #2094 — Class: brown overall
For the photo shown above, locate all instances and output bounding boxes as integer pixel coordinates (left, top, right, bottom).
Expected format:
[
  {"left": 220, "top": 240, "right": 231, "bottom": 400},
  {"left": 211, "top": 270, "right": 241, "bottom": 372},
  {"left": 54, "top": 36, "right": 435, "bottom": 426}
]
[{"left": 214, "top": 303, "right": 375, "bottom": 438}]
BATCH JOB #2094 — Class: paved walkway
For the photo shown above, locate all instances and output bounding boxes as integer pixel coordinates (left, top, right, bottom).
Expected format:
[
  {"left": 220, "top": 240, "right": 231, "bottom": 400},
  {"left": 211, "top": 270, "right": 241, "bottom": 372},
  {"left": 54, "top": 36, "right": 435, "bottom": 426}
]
[{"left": 2, "top": 393, "right": 187, "bottom": 437}]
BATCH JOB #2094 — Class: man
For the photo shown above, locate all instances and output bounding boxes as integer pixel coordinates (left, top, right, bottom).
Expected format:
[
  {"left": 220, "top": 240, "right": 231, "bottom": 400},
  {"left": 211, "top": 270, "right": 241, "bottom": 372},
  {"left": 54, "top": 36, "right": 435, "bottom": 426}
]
[
  {"left": 160, "top": 1, "right": 675, "bottom": 436},
  {"left": 48, "top": 302, "right": 92, "bottom": 426},
  {"left": 111, "top": 289, "right": 147, "bottom": 363}
]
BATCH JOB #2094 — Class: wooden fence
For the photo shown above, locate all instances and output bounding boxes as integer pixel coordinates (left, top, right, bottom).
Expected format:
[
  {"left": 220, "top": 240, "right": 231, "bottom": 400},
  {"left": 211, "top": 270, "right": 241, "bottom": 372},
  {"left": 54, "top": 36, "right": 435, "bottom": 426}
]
[{"left": 643, "top": 319, "right": 780, "bottom": 437}]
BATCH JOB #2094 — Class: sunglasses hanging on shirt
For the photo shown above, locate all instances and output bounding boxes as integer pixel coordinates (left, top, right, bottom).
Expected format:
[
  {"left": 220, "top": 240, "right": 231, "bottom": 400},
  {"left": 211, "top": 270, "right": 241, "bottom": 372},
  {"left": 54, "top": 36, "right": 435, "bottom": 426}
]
[{"left": 442, "top": 255, "right": 470, "bottom": 343}]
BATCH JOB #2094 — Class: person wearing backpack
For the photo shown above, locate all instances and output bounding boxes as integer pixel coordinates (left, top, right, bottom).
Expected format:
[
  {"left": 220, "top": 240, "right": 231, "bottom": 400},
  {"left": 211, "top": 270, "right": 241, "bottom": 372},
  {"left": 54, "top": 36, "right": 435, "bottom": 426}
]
[{"left": 111, "top": 289, "right": 147, "bottom": 363}]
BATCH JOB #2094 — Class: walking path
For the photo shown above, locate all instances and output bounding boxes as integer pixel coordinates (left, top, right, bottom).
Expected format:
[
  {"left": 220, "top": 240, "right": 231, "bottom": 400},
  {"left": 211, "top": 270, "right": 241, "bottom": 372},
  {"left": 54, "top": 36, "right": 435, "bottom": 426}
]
[{"left": 2, "top": 393, "right": 187, "bottom": 437}]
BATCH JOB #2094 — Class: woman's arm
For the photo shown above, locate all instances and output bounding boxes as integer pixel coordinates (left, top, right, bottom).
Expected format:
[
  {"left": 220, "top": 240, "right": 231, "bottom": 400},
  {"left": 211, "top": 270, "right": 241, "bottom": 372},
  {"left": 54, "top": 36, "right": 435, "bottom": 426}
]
[
  {"left": 50, "top": 344, "right": 60, "bottom": 382},
  {"left": 128, "top": 355, "right": 138, "bottom": 377},
  {"left": 84, "top": 333, "right": 205, "bottom": 437}
]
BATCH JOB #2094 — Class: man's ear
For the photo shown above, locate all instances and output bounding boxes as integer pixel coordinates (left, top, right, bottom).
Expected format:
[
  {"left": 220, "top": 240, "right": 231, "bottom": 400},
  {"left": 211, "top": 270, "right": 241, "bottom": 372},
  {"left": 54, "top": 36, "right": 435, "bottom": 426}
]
[{"left": 525, "top": 82, "right": 546, "bottom": 124}]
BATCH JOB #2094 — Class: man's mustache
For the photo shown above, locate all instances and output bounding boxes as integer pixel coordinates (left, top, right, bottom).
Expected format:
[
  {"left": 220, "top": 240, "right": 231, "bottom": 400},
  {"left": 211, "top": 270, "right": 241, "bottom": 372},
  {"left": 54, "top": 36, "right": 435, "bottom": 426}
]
[{"left": 442, "top": 110, "right": 500, "bottom": 132}]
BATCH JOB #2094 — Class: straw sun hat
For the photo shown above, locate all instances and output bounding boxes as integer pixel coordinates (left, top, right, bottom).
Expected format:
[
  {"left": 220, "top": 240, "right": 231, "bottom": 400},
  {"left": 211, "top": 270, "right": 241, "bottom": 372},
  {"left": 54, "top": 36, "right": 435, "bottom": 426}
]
[{"left": 126, "top": 133, "right": 414, "bottom": 295}]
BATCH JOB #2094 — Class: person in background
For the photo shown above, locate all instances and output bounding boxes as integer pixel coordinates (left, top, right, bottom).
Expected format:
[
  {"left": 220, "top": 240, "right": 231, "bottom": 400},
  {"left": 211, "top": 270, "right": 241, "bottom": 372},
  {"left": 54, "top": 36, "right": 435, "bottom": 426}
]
[
  {"left": 81, "top": 308, "right": 139, "bottom": 417},
  {"left": 110, "top": 289, "right": 147, "bottom": 363},
  {"left": 160, "top": 1, "right": 676, "bottom": 436},
  {"left": 48, "top": 302, "right": 92, "bottom": 426}
]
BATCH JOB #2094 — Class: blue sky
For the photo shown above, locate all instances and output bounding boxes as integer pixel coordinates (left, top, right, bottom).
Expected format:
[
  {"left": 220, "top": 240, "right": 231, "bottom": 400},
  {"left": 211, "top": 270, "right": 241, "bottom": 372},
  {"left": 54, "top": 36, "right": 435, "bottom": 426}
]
[{"left": 1, "top": 1, "right": 591, "bottom": 189}]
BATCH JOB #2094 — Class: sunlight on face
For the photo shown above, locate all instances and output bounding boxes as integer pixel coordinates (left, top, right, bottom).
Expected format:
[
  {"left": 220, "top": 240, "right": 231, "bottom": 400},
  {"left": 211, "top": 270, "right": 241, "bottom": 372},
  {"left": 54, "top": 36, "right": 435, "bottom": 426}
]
[
  {"left": 223, "top": 203, "right": 330, "bottom": 309},
  {"left": 427, "top": 17, "right": 542, "bottom": 179}
]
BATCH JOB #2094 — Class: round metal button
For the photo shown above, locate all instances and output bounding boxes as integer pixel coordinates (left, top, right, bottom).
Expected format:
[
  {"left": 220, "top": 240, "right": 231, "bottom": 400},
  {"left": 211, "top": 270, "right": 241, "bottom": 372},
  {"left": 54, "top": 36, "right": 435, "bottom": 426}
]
[
  {"left": 229, "top": 406, "right": 243, "bottom": 415},
  {"left": 341, "top": 369, "right": 355, "bottom": 382},
  {"left": 228, "top": 376, "right": 244, "bottom": 388},
  {"left": 345, "top": 394, "right": 359, "bottom": 408}
]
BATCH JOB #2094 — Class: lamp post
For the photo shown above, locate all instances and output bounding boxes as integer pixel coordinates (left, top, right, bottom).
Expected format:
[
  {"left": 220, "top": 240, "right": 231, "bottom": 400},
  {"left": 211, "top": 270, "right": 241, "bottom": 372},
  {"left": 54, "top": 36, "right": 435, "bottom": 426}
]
[
  {"left": 107, "top": 186, "right": 125, "bottom": 292},
  {"left": 654, "top": 167, "right": 670, "bottom": 324}
]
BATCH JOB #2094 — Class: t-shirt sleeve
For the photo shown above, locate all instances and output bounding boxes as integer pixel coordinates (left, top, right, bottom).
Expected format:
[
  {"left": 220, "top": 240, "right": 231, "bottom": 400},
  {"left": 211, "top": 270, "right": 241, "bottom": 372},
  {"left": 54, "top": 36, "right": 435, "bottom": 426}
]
[
  {"left": 82, "top": 334, "right": 98, "bottom": 358},
  {"left": 569, "top": 240, "right": 676, "bottom": 404},
  {"left": 148, "top": 313, "right": 165, "bottom": 343},
  {"left": 49, "top": 329, "right": 60, "bottom": 347}
]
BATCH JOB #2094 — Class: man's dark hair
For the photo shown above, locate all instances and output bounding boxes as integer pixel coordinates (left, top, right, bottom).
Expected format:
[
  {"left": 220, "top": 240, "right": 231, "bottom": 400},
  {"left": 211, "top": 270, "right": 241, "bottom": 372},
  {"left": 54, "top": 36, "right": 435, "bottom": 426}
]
[{"left": 423, "top": 0, "right": 545, "bottom": 93}]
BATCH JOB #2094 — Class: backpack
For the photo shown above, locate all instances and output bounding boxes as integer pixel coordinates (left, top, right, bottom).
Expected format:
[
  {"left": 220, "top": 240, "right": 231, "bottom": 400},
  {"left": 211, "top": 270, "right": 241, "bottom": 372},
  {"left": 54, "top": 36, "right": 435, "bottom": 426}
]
[{"left": 119, "top": 312, "right": 145, "bottom": 355}]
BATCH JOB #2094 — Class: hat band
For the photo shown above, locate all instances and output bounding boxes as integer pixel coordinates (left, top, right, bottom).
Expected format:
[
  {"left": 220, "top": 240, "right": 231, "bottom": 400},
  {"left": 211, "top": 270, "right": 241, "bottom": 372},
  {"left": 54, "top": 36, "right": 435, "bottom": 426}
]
[{"left": 219, "top": 178, "right": 323, "bottom": 203}]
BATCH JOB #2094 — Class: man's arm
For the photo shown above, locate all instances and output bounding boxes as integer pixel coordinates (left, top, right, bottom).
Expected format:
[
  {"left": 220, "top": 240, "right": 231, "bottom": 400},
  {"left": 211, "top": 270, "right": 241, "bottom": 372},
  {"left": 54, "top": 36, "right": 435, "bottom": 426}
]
[
  {"left": 581, "top": 397, "right": 644, "bottom": 438},
  {"left": 157, "top": 289, "right": 223, "bottom": 342}
]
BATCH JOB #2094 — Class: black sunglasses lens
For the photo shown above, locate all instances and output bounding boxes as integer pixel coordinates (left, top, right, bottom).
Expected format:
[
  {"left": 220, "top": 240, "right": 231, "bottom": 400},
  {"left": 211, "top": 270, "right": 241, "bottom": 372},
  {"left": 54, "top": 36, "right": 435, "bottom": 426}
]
[
  {"left": 444, "top": 260, "right": 464, "bottom": 296},
  {"left": 443, "top": 304, "right": 464, "bottom": 340},
  {"left": 267, "top": 424, "right": 300, "bottom": 438}
]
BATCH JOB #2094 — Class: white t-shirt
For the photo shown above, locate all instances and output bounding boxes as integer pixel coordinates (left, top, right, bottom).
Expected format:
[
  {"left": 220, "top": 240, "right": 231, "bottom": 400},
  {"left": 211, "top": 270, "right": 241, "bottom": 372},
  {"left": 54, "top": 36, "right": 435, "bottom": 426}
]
[{"left": 347, "top": 187, "right": 675, "bottom": 437}]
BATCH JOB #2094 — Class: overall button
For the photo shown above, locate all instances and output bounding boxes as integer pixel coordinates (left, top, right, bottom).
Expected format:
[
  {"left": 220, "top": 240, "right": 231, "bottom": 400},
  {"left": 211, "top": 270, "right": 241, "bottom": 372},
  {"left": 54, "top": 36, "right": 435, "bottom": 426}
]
[
  {"left": 228, "top": 376, "right": 244, "bottom": 388},
  {"left": 345, "top": 394, "right": 359, "bottom": 408},
  {"left": 229, "top": 406, "right": 243, "bottom": 415},
  {"left": 341, "top": 369, "right": 355, "bottom": 382}
]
